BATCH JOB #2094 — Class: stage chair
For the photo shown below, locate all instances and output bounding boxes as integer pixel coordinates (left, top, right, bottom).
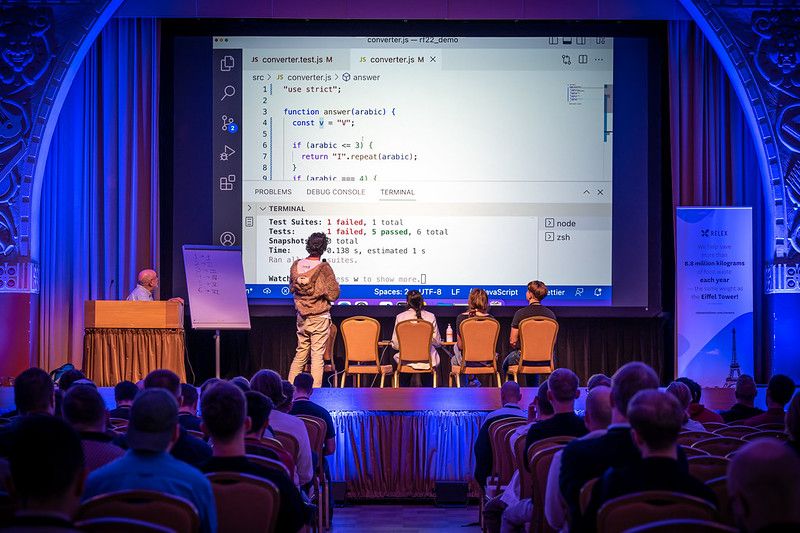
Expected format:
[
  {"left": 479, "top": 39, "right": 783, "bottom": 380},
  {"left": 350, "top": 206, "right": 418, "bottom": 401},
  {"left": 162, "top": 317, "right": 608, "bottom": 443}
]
[
  {"left": 77, "top": 490, "right": 200, "bottom": 532},
  {"left": 298, "top": 415, "right": 331, "bottom": 530},
  {"left": 713, "top": 425, "right": 757, "bottom": 439},
  {"left": 521, "top": 436, "right": 576, "bottom": 500},
  {"left": 687, "top": 456, "right": 729, "bottom": 483},
  {"left": 449, "top": 317, "right": 501, "bottom": 388},
  {"left": 245, "top": 437, "right": 296, "bottom": 479},
  {"left": 393, "top": 319, "right": 437, "bottom": 388},
  {"left": 579, "top": 477, "right": 599, "bottom": 515},
  {"left": 272, "top": 431, "right": 300, "bottom": 469},
  {"left": 530, "top": 445, "right": 564, "bottom": 533},
  {"left": 701, "top": 422, "right": 727, "bottom": 432},
  {"left": 595, "top": 491, "right": 717, "bottom": 533},
  {"left": 742, "top": 430, "right": 788, "bottom": 441},
  {"left": 206, "top": 472, "right": 281, "bottom": 533},
  {"left": 691, "top": 437, "right": 745, "bottom": 457},
  {"left": 677, "top": 431, "right": 715, "bottom": 447},
  {"left": 625, "top": 518, "right": 736, "bottom": 533},
  {"left": 339, "top": 316, "right": 392, "bottom": 388},
  {"left": 304, "top": 323, "right": 338, "bottom": 379},
  {"left": 244, "top": 454, "right": 291, "bottom": 478},
  {"left": 75, "top": 517, "right": 173, "bottom": 532},
  {"left": 506, "top": 317, "right": 558, "bottom": 383},
  {"left": 489, "top": 419, "right": 526, "bottom": 493}
]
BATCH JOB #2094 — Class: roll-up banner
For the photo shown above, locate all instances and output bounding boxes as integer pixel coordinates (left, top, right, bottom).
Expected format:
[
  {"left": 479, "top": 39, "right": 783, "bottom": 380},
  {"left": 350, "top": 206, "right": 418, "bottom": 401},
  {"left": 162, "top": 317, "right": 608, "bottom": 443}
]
[{"left": 676, "top": 207, "right": 753, "bottom": 386}]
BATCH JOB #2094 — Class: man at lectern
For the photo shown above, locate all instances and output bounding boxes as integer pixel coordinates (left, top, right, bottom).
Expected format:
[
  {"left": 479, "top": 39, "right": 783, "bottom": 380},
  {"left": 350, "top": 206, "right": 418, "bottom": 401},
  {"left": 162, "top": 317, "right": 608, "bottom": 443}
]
[
  {"left": 126, "top": 269, "right": 184, "bottom": 304},
  {"left": 287, "top": 233, "right": 340, "bottom": 388}
]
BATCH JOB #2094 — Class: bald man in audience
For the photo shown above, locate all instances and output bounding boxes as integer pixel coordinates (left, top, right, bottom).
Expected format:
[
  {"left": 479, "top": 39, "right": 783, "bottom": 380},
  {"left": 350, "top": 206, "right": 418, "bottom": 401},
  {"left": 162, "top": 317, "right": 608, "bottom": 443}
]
[
  {"left": 719, "top": 374, "right": 763, "bottom": 423},
  {"left": 545, "top": 385, "right": 612, "bottom": 532},
  {"left": 474, "top": 381, "right": 526, "bottom": 489},
  {"left": 126, "top": 268, "right": 183, "bottom": 304},
  {"left": 741, "top": 374, "right": 795, "bottom": 427},
  {"left": 728, "top": 439, "right": 800, "bottom": 532}
]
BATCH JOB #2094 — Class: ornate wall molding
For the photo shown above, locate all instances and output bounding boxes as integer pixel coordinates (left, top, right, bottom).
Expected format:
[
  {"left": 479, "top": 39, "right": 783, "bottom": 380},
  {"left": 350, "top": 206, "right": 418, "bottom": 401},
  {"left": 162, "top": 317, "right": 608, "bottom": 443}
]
[
  {"left": 0, "top": 0, "right": 123, "bottom": 276},
  {"left": 680, "top": 0, "right": 800, "bottom": 292},
  {"left": 0, "top": 261, "right": 39, "bottom": 294}
]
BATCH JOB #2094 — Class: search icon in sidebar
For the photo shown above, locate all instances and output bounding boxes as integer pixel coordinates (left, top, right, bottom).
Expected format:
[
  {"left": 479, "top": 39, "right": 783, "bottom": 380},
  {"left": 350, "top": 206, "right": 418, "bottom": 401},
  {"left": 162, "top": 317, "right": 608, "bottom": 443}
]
[{"left": 221, "top": 85, "right": 236, "bottom": 101}]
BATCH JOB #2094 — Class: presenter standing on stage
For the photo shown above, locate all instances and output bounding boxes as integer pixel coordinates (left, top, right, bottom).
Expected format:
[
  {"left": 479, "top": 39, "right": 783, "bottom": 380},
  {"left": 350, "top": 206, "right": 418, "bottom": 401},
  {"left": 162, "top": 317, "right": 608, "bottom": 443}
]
[
  {"left": 126, "top": 269, "right": 183, "bottom": 304},
  {"left": 288, "top": 232, "right": 340, "bottom": 388}
]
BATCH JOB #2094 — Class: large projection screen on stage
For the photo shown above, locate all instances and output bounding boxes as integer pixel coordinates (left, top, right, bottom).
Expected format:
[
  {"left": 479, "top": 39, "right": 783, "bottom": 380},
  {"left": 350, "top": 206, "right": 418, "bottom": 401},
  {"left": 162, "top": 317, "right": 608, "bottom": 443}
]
[{"left": 165, "top": 22, "right": 665, "bottom": 315}]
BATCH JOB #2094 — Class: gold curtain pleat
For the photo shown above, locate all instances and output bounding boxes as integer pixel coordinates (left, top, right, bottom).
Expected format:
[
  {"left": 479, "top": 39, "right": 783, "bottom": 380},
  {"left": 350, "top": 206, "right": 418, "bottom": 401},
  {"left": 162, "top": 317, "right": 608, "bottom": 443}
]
[{"left": 83, "top": 328, "right": 185, "bottom": 386}]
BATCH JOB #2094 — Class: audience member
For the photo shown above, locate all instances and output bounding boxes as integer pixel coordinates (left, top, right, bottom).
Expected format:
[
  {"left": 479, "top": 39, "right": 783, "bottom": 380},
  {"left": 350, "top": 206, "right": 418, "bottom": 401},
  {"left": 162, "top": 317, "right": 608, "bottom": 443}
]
[
  {"left": 501, "top": 280, "right": 556, "bottom": 385},
  {"left": 109, "top": 380, "right": 138, "bottom": 420},
  {"left": 278, "top": 380, "right": 295, "bottom": 413},
  {"left": 244, "top": 392, "right": 279, "bottom": 456},
  {"left": 728, "top": 439, "right": 800, "bottom": 532},
  {"left": 0, "top": 368, "right": 55, "bottom": 457},
  {"left": 666, "top": 381, "right": 706, "bottom": 431},
  {"left": 545, "top": 385, "right": 612, "bottom": 531},
  {"left": 507, "top": 380, "right": 554, "bottom": 456},
  {"left": 142, "top": 369, "right": 211, "bottom": 467},
  {"left": 82, "top": 389, "right": 217, "bottom": 533},
  {"left": 291, "top": 373, "right": 336, "bottom": 455},
  {"left": 4, "top": 416, "right": 84, "bottom": 531},
  {"left": 787, "top": 393, "right": 800, "bottom": 456},
  {"left": 178, "top": 383, "right": 202, "bottom": 431},
  {"left": 57, "top": 369, "right": 86, "bottom": 392},
  {"left": 559, "top": 362, "right": 661, "bottom": 530},
  {"left": 501, "top": 369, "right": 588, "bottom": 532},
  {"left": 719, "top": 375, "right": 763, "bottom": 423},
  {"left": 586, "top": 373, "right": 611, "bottom": 391},
  {"left": 583, "top": 390, "right": 716, "bottom": 529},
  {"left": 199, "top": 381, "right": 309, "bottom": 532},
  {"left": 676, "top": 377, "right": 724, "bottom": 423},
  {"left": 473, "top": 381, "right": 525, "bottom": 489},
  {"left": 62, "top": 384, "right": 124, "bottom": 472},
  {"left": 251, "top": 369, "right": 314, "bottom": 487},
  {"left": 200, "top": 377, "right": 222, "bottom": 397},
  {"left": 741, "top": 374, "right": 795, "bottom": 426},
  {"left": 230, "top": 376, "right": 251, "bottom": 392}
]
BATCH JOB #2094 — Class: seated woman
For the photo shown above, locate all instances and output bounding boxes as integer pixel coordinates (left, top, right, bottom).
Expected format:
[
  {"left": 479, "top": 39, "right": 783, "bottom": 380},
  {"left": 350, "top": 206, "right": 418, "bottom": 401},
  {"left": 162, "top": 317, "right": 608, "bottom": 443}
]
[
  {"left": 391, "top": 290, "right": 442, "bottom": 373},
  {"left": 452, "top": 287, "right": 492, "bottom": 387}
]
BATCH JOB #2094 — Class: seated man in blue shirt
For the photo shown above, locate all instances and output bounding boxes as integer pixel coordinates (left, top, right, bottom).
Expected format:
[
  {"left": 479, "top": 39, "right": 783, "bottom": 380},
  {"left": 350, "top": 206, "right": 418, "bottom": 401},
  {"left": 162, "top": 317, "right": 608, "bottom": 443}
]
[
  {"left": 126, "top": 268, "right": 183, "bottom": 304},
  {"left": 83, "top": 388, "right": 217, "bottom": 533}
]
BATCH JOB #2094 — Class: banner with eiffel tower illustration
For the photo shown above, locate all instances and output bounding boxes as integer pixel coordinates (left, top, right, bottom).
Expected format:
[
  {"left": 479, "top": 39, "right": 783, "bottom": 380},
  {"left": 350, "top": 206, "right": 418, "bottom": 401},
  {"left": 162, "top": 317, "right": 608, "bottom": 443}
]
[{"left": 676, "top": 207, "right": 754, "bottom": 387}]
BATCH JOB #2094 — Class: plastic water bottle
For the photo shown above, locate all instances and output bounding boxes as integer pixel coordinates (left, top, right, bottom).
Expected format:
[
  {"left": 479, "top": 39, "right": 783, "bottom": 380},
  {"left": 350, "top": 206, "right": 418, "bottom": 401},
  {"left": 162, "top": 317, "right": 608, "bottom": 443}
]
[{"left": 446, "top": 324, "right": 453, "bottom": 343}]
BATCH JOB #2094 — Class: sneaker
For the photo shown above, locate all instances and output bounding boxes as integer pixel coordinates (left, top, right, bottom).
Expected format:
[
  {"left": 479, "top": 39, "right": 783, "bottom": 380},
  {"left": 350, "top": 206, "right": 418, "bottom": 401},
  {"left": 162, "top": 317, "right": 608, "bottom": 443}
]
[{"left": 469, "top": 378, "right": 481, "bottom": 387}]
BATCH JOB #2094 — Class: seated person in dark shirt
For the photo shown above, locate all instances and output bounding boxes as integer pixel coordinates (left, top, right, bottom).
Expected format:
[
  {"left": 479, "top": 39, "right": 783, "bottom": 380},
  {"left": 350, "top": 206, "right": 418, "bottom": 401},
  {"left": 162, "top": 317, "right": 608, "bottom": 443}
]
[
  {"left": 0, "top": 368, "right": 56, "bottom": 457},
  {"left": 741, "top": 374, "right": 795, "bottom": 427},
  {"left": 501, "top": 280, "right": 557, "bottom": 384},
  {"left": 474, "top": 381, "right": 526, "bottom": 488},
  {"left": 57, "top": 369, "right": 87, "bottom": 393},
  {"left": 291, "top": 373, "right": 336, "bottom": 455},
  {"left": 62, "top": 384, "right": 124, "bottom": 473},
  {"left": 719, "top": 374, "right": 763, "bottom": 423},
  {"left": 178, "top": 383, "right": 202, "bottom": 431},
  {"left": 200, "top": 381, "right": 310, "bottom": 533},
  {"left": 525, "top": 368, "right": 588, "bottom": 451},
  {"left": 109, "top": 380, "right": 138, "bottom": 420},
  {"left": 5, "top": 416, "right": 85, "bottom": 531},
  {"left": 584, "top": 390, "right": 716, "bottom": 530},
  {"left": 676, "top": 376, "right": 724, "bottom": 424}
]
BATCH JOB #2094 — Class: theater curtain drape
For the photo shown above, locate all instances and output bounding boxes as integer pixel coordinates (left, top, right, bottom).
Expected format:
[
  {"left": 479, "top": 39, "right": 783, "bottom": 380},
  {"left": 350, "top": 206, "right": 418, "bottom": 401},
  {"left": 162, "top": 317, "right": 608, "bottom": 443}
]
[{"left": 38, "top": 19, "right": 160, "bottom": 370}]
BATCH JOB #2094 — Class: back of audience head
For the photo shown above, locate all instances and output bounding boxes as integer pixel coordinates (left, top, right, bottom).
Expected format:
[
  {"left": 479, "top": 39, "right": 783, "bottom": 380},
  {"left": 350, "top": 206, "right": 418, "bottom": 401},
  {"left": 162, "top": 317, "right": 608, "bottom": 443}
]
[
  {"left": 201, "top": 381, "right": 248, "bottom": 444},
  {"left": 548, "top": 368, "right": 580, "bottom": 410},
  {"left": 766, "top": 374, "right": 795, "bottom": 409},
  {"left": 585, "top": 385, "right": 612, "bottom": 432},
  {"left": 250, "top": 369, "right": 286, "bottom": 407},
  {"left": 293, "top": 373, "right": 314, "bottom": 395},
  {"left": 611, "top": 362, "right": 659, "bottom": 419},
  {"left": 788, "top": 393, "right": 800, "bottom": 443},
  {"left": 675, "top": 376, "right": 702, "bottom": 404},
  {"left": 734, "top": 374, "right": 758, "bottom": 406},
  {"left": 728, "top": 439, "right": 800, "bottom": 531},
  {"left": 15, "top": 367, "right": 55, "bottom": 416},
  {"left": 279, "top": 380, "right": 295, "bottom": 413},
  {"left": 230, "top": 376, "right": 251, "bottom": 393},
  {"left": 9, "top": 416, "right": 85, "bottom": 516},
  {"left": 500, "top": 380, "right": 522, "bottom": 407},
  {"left": 144, "top": 369, "right": 181, "bottom": 400},
  {"left": 531, "top": 379, "right": 554, "bottom": 421},
  {"left": 245, "top": 391, "right": 274, "bottom": 436},
  {"left": 200, "top": 377, "right": 222, "bottom": 397},
  {"left": 57, "top": 369, "right": 86, "bottom": 392},
  {"left": 63, "top": 384, "right": 107, "bottom": 433},
  {"left": 114, "top": 380, "right": 138, "bottom": 407},
  {"left": 666, "top": 381, "right": 692, "bottom": 424},
  {"left": 127, "top": 388, "right": 180, "bottom": 453},
  {"left": 627, "top": 390, "right": 684, "bottom": 455},
  {"left": 587, "top": 373, "right": 611, "bottom": 391},
  {"left": 180, "top": 383, "right": 198, "bottom": 413}
]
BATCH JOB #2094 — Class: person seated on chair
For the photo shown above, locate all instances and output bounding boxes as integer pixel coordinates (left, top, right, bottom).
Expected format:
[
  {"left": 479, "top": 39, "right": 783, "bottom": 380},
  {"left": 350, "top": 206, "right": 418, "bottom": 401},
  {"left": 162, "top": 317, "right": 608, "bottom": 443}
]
[
  {"left": 199, "top": 381, "right": 310, "bottom": 533},
  {"left": 666, "top": 381, "right": 706, "bottom": 432},
  {"left": 501, "top": 280, "right": 556, "bottom": 385},
  {"left": 82, "top": 389, "right": 217, "bottom": 533},
  {"left": 728, "top": 439, "right": 800, "bottom": 532},
  {"left": 583, "top": 390, "right": 716, "bottom": 530},
  {"left": 62, "top": 384, "right": 124, "bottom": 473},
  {"left": 719, "top": 374, "right": 763, "bottom": 423},
  {"left": 787, "top": 393, "right": 800, "bottom": 457},
  {"left": 0, "top": 368, "right": 56, "bottom": 458},
  {"left": 178, "top": 383, "right": 202, "bottom": 432},
  {"left": 109, "top": 380, "right": 138, "bottom": 420},
  {"left": 250, "top": 369, "right": 314, "bottom": 488},
  {"left": 5, "top": 416, "right": 84, "bottom": 531},
  {"left": 451, "top": 288, "right": 493, "bottom": 387},
  {"left": 676, "top": 376, "right": 724, "bottom": 424},
  {"left": 586, "top": 373, "right": 612, "bottom": 390},
  {"left": 741, "top": 374, "right": 795, "bottom": 427},
  {"left": 473, "top": 381, "right": 526, "bottom": 489},
  {"left": 278, "top": 380, "right": 295, "bottom": 413},
  {"left": 291, "top": 373, "right": 336, "bottom": 456},
  {"left": 126, "top": 268, "right": 183, "bottom": 305},
  {"left": 391, "top": 289, "right": 442, "bottom": 378}
]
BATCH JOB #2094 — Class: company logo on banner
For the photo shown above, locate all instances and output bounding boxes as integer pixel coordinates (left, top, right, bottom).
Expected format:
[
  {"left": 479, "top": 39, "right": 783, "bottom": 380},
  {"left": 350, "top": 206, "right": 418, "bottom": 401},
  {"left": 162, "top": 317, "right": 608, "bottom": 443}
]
[{"left": 676, "top": 208, "right": 753, "bottom": 387}]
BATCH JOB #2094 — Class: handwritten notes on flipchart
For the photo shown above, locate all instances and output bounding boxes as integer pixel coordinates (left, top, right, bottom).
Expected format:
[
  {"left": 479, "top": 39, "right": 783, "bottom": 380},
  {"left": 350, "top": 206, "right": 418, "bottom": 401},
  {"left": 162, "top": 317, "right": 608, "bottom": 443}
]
[{"left": 182, "top": 246, "right": 251, "bottom": 329}]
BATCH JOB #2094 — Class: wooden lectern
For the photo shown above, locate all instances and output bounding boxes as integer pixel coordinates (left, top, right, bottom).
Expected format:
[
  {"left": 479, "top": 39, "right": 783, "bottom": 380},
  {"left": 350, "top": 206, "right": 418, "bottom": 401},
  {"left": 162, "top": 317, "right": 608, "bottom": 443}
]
[{"left": 83, "top": 301, "right": 186, "bottom": 386}]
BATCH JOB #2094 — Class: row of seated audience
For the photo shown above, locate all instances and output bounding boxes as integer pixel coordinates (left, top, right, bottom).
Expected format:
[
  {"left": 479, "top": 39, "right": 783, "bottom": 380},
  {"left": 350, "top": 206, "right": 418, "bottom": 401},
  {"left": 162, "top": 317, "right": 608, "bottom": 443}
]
[
  {"left": 475, "top": 366, "right": 800, "bottom": 532},
  {"left": 0, "top": 365, "right": 337, "bottom": 532}
]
